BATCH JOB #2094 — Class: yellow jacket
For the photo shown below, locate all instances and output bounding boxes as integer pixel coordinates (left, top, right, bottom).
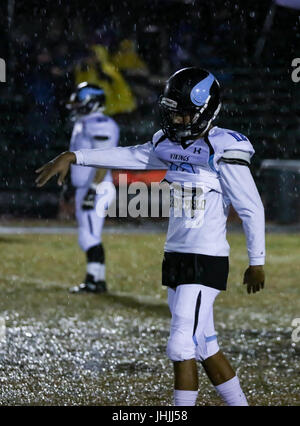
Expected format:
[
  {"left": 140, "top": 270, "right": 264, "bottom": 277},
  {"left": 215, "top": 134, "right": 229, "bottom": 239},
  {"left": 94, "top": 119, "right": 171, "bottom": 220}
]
[{"left": 75, "top": 45, "right": 136, "bottom": 115}]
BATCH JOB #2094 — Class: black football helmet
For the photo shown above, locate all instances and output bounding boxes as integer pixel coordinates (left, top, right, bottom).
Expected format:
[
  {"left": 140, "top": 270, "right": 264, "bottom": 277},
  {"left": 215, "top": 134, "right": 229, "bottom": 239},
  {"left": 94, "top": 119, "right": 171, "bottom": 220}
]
[
  {"left": 158, "top": 67, "right": 221, "bottom": 142},
  {"left": 66, "top": 82, "right": 106, "bottom": 119}
]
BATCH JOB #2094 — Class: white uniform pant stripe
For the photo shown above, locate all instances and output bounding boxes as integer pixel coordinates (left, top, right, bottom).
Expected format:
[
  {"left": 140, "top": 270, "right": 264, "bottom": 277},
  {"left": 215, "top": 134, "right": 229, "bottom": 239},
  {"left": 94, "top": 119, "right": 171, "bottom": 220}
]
[{"left": 192, "top": 290, "right": 202, "bottom": 346}]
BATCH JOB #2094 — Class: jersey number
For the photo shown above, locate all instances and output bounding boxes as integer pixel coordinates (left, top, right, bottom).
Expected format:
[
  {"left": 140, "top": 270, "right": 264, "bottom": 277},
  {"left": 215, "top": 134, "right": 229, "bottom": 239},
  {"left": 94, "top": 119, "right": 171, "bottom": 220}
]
[{"left": 228, "top": 132, "right": 248, "bottom": 142}]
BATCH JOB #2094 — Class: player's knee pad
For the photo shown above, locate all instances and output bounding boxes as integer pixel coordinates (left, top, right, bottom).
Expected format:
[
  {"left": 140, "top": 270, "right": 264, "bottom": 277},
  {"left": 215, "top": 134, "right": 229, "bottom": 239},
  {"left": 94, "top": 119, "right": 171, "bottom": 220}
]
[
  {"left": 195, "top": 334, "right": 219, "bottom": 362},
  {"left": 166, "top": 330, "right": 196, "bottom": 362}
]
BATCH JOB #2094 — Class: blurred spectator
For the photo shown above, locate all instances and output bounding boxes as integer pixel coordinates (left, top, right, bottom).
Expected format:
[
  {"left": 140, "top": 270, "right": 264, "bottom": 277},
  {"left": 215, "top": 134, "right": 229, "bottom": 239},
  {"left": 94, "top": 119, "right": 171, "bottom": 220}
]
[
  {"left": 111, "top": 39, "right": 148, "bottom": 75},
  {"left": 110, "top": 39, "right": 155, "bottom": 110},
  {"left": 75, "top": 45, "right": 136, "bottom": 115}
]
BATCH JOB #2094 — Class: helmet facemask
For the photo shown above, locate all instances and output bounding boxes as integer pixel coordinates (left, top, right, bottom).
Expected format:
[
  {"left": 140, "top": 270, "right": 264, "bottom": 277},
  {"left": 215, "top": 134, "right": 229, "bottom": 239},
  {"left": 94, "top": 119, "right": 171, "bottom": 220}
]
[{"left": 159, "top": 96, "right": 221, "bottom": 142}]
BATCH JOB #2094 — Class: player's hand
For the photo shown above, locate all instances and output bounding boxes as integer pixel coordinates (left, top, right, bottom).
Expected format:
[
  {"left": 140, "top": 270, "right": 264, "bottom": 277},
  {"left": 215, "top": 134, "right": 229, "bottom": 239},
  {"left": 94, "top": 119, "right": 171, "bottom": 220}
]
[
  {"left": 35, "top": 152, "right": 76, "bottom": 187},
  {"left": 82, "top": 186, "right": 97, "bottom": 210},
  {"left": 243, "top": 265, "right": 265, "bottom": 294}
]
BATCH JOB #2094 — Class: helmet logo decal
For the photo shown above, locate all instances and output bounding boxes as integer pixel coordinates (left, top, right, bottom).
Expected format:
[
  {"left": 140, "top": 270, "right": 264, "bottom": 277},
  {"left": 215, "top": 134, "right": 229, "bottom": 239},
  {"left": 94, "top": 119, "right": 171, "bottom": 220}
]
[
  {"left": 190, "top": 73, "right": 215, "bottom": 106},
  {"left": 161, "top": 97, "right": 178, "bottom": 109}
]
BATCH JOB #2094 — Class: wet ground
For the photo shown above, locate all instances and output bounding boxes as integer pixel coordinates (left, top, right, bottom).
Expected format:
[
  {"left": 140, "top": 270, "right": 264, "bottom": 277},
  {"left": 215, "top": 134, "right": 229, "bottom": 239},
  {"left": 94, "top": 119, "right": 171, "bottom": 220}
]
[
  {"left": 0, "top": 301, "right": 299, "bottom": 406},
  {"left": 0, "top": 232, "right": 299, "bottom": 405}
]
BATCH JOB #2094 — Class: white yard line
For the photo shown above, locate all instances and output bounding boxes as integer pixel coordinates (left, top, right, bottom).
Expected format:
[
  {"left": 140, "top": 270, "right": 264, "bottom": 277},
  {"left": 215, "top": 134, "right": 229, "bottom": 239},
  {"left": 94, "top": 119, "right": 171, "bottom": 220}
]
[
  {"left": 2, "top": 274, "right": 64, "bottom": 288},
  {"left": 2, "top": 223, "right": 300, "bottom": 235},
  {"left": 0, "top": 227, "right": 77, "bottom": 234},
  {"left": 0, "top": 225, "right": 166, "bottom": 235}
]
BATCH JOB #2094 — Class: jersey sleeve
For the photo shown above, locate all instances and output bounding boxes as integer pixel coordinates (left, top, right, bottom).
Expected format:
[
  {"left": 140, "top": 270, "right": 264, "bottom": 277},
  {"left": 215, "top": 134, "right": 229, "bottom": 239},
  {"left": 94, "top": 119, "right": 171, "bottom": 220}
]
[
  {"left": 219, "top": 162, "right": 265, "bottom": 266},
  {"left": 69, "top": 120, "right": 90, "bottom": 151},
  {"left": 73, "top": 141, "right": 168, "bottom": 170}
]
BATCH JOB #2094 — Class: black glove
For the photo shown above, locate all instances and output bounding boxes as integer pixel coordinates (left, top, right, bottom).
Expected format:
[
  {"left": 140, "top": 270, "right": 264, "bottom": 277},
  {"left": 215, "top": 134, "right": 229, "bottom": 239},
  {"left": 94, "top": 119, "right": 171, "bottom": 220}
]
[{"left": 82, "top": 185, "right": 97, "bottom": 210}]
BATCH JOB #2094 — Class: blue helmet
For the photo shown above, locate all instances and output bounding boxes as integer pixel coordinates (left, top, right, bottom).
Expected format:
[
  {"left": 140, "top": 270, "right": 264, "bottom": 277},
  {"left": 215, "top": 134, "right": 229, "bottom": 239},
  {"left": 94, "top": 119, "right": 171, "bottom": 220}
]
[{"left": 66, "top": 82, "right": 106, "bottom": 118}]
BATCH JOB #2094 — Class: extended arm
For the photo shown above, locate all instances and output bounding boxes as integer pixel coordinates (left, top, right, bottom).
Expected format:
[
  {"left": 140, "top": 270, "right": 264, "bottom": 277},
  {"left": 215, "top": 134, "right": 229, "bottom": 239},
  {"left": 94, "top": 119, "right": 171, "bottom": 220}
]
[
  {"left": 74, "top": 142, "right": 168, "bottom": 170},
  {"left": 35, "top": 142, "right": 167, "bottom": 187}
]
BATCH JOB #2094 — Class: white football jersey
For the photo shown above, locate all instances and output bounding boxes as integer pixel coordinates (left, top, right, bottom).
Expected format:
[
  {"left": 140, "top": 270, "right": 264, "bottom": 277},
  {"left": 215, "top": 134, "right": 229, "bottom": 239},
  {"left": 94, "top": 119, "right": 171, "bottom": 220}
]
[
  {"left": 70, "top": 112, "right": 119, "bottom": 188},
  {"left": 74, "top": 126, "right": 265, "bottom": 266}
]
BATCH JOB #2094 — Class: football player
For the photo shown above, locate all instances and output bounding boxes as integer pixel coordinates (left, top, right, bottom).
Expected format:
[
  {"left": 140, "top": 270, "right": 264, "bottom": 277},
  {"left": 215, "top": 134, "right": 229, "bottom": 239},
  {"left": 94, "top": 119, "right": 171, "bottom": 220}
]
[
  {"left": 66, "top": 82, "right": 119, "bottom": 293},
  {"left": 36, "top": 68, "right": 265, "bottom": 405}
]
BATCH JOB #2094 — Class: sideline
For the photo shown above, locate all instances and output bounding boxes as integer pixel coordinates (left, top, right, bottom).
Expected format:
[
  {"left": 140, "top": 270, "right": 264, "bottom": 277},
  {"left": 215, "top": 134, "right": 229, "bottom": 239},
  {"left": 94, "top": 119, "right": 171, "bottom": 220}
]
[
  {"left": 0, "top": 225, "right": 166, "bottom": 235},
  {"left": 1, "top": 223, "right": 300, "bottom": 234}
]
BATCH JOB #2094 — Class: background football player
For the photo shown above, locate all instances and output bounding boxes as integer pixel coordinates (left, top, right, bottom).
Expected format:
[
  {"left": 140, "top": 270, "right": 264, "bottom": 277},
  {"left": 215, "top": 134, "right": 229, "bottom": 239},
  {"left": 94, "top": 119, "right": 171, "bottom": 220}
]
[
  {"left": 66, "top": 82, "right": 119, "bottom": 294},
  {"left": 36, "top": 68, "right": 265, "bottom": 406}
]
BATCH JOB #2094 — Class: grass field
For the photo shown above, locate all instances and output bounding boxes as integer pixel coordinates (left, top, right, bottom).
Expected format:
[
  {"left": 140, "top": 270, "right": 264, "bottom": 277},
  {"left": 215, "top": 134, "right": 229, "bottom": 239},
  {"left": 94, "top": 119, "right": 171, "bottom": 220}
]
[{"left": 0, "top": 230, "right": 299, "bottom": 406}]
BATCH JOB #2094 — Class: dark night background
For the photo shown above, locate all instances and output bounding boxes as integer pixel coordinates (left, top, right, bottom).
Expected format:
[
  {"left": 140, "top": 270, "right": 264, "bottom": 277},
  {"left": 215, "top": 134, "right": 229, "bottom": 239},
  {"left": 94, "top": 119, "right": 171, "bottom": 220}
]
[{"left": 0, "top": 0, "right": 299, "bottom": 221}]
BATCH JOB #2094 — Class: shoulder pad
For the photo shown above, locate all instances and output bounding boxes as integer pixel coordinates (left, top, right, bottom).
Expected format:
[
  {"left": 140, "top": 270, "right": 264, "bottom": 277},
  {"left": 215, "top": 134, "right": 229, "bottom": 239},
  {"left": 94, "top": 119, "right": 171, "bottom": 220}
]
[
  {"left": 72, "top": 120, "right": 83, "bottom": 133},
  {"left": 152, "top": 130, "right": 167, "bottom": 147},
  {"left": 208, "top": 127, "right": 255, "bottom": 171},
  {"left": 211, "top": 127, "right": 254, "bottom": 154}
]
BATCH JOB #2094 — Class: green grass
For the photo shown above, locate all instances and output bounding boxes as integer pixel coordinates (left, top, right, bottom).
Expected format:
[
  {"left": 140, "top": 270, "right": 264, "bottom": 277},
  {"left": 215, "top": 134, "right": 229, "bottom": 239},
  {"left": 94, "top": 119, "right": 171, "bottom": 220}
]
[
  {"left": 0, "top": 231, "right": 299, "bottom": 405},
  {"left": 1, "top": 232, "right": 299, "bottom": 321}
]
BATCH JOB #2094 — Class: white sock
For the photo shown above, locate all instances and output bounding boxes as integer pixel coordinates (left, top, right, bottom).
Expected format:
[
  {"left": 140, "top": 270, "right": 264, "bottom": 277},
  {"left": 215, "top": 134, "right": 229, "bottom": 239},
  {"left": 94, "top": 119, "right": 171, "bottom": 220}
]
[
  {"left": 87, "top": 262, "right": 105, "bottom": 281},
  {"left": 174, "top": 390, "right": 198, "bottom": 406},
  {"left": 215, "top": 376, "right": 248, "bottom": 406}
]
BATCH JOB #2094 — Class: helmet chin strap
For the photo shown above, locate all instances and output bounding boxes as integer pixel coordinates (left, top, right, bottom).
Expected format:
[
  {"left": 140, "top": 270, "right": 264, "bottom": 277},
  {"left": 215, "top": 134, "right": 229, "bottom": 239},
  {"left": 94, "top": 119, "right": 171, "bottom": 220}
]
[
  {"left": 198, "top": 121, "right": 212, "bottom": 137},
  {"left": 196, "top": 102, "right": 222, "bottom": 138}
]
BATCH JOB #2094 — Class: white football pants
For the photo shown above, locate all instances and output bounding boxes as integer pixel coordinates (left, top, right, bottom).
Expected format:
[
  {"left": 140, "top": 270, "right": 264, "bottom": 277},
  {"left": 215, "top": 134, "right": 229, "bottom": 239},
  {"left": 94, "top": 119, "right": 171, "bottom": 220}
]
[
  {"left": 75, "top": 183, "right": 115, "bottom": 252},
  {"left": 167, "top": 284, "right": 220, "bottom": 362}
]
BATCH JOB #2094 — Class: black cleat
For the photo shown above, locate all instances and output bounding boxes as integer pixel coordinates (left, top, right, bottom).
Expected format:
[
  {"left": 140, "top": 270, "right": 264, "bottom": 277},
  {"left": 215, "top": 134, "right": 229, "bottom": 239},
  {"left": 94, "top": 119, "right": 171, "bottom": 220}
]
[{"left": 69, "top": 280, "right": 107, "bottom": 294}]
